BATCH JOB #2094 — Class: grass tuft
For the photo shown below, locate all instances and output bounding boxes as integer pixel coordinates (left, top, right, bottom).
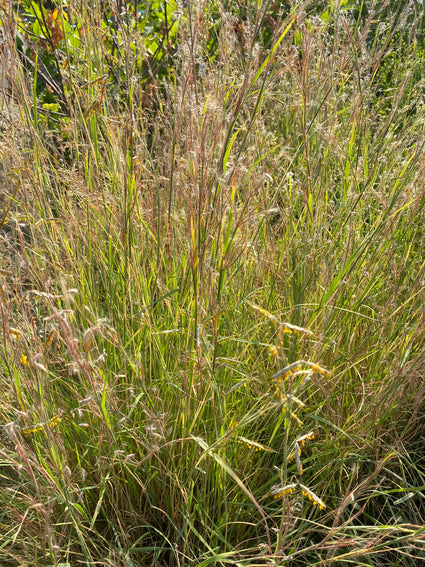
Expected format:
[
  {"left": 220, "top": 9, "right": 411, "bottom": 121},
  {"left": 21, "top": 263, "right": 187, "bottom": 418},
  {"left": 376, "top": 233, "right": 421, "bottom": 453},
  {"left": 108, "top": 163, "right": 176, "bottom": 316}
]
[{"left": 1, "top": 0, "right": 425, "bottom": 565}]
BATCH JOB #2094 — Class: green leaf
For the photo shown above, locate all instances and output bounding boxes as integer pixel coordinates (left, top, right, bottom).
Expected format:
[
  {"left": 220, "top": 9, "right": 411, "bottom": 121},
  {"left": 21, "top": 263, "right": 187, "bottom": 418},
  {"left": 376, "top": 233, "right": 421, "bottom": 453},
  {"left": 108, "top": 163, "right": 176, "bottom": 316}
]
[
  {"left": 42, "top": 103, "right": 60, "bottom": 112},
  {"left": 294, "top": 29, "right": 303, "bottom": 46},
  {"left": 223, "top": 128, "right": 241, "bottom": 173},
  {"left": 321, "top": 11, "right": 331, "bottom": 24}
]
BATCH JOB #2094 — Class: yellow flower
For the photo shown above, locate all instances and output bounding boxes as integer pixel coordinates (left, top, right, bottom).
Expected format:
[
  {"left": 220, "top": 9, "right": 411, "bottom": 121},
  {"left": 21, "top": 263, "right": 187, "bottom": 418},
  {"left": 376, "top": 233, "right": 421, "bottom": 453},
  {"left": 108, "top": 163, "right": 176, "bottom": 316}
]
[
  {"left": 48, "top": 416, "right": 62, "bottom": 429},
  {"left": 291, "top": 412, "right": 304, "bottom": 427},
  {"left": 22, "top": 424, "right": 43, "bottom": 436},
  {"left": 296, "top": 431, "right": 315, "bottom": 446},
  {"left": 237, "top": 437, "right": 273, "bottom": 452},
  {"left": 229, "top": 416, "right": 238, "bottom": 432},
  {"left": 269, "top": 346, "right": 279, "bottom": 357},
  {"left": 251, "top": 304, "right": 279, "bottom": 324},
  {"left": 310, "top": 363, "right": 330, "bottom": 376},
  {"left": 20, "top": 354, "right": 29, "bottom": 365},
  {"left": 270, "top": 483, "right": 298, "bottom": 499},
  {"left": 299, "top": 483, "right": 326, "bottom": 510}
]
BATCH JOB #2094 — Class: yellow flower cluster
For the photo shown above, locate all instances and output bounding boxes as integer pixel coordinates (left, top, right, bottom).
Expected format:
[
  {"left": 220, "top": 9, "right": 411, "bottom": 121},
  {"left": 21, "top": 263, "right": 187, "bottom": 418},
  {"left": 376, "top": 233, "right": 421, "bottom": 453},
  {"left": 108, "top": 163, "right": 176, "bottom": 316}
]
[
  {"left": 309, "top": 363, "right": 331, "bottom": 377},
  {"left": 21, "top": 416, "right": 62, "bottom": 437},
  {"left": 280, "top": 432, "right": 316, "bottom": 474},
  {"left": 291, "top": 412, "right": 303, "bottom": 427},
  {"left": 296, "top": 431, "right": 314, "bottom": 446},
  {"left": 272, "top": 360, "right": 330, "bottom": 382},
  {"left": 229, "top": 416, "right": 238, "bottom": 432},
  {"left": 251, "top": 304, "right": 312, "bottom": 336},
  {"left": 9, "top": 328, "right": 31, "bottom": 366},
  {"left": 237, "top": 436, "right": 270, "bottom": 452},
  {"left": 271, "top": 482, "right": 326, "bottom": 510},
  {"left": 299, "top": 484, "right": 326, "bottom": 510},
  {"left": 280, "top": 323, "right": 312, "bottom": 335},
  {"left": 269, "top": 345, "right": 279, "bottom": 357},
  {"left": 250, "top": 304, "right": 280, "bottom": 325},
  {"left": 273, "top": 363, "right": 305, "bottom": 383},
  {"left": 9, "top": 328, "right": 22, "bottom": 340},
  {"left": 270, "top": 483, "right": 298, "bottom": 499}
]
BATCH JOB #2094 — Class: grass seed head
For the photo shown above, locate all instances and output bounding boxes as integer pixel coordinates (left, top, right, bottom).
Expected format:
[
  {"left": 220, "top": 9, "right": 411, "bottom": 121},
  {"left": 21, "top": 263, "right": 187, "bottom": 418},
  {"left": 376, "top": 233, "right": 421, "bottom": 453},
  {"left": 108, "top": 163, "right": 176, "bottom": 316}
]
[
  {"left": 270, "top": 483, "right": 298, "bottom": 499},
  {"left": 299, "top": 484, "right": 326, "bottom": 510}
]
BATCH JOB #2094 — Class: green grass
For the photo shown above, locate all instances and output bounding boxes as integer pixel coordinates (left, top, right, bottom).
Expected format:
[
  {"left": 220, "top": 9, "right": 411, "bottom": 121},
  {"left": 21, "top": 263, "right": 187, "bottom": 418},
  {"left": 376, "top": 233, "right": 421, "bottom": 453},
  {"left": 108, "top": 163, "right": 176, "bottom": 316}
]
[{"left": 1, "top": 1, "right": 425, "bottom": 565}]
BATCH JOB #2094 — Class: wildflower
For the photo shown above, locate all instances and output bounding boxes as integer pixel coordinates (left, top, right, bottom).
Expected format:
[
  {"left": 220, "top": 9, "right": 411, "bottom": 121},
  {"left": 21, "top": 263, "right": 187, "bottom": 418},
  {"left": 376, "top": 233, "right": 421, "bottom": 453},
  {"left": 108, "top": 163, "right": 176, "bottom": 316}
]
[
  {"left": 9, "top": 328, "right": 21, "bottom": 340},
  {"left": 296, "top": 431, "right": 314, "bottom": 446},
  {"left": 44, "top": 330, "right": 56, "bottom": 349},
  {"left": 21, "top": 415, "right": 62, "bottom": 436},
  {"left": 227, "top": 378, "right": 251, "bottom": 394},
  {"left": 293, "top": 414, "right": 303, "bottom": 427},
  {"left": 20, "top": 354, "right": 29, "bottom": 365},
  {"left": 269, "top": 345, "right": 279, "bottom": 357},
  {"left": 310, "top": 363, "right": 331, "bottom": 376},
  {"left": 271, "top": 361, "right": 304, "bottom": 380},
  {"left": 272, "top": 360, "right": 329, "bottom": 381},
  {"left": 280, "top": 323, "right": 313, "bottom": 335},
  {"left": 48, "top": 416, "right": 62, "bottom": 429},
  {"left": 21, "top": 424, "right": 43, "bottom": 436},
  {"left": 299, "top": 483, "right": 326, "bottom": 510},
  {"left": 237, "top": 437, "right": 273, "bottom": 452},
  {"left": 270, "top": 483, "right": 298, "bottom": 499},
  {"left": 250, "top": 304, "right": 280, "bottom": 324},
  {"left": 283, "top": 411, "right": 303, "bottom": 427},
  {"left": 229, "top": 416, "right": 238, "bottom": 432}
]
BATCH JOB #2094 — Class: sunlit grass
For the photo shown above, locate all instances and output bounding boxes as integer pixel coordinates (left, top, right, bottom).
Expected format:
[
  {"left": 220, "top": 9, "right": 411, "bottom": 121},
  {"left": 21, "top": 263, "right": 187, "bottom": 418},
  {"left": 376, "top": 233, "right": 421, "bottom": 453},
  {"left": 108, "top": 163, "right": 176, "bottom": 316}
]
[{"left": 0, "top": 1, "right": 425, "bottom": 565}]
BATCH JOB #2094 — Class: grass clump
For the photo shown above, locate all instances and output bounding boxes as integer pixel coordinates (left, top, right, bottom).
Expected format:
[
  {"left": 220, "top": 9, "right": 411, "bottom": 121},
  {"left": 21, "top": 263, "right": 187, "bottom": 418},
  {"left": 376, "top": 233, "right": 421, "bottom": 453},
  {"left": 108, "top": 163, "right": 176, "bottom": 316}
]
[{"left": 1, "top": 0, "right": 425, "bottom": 565}]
